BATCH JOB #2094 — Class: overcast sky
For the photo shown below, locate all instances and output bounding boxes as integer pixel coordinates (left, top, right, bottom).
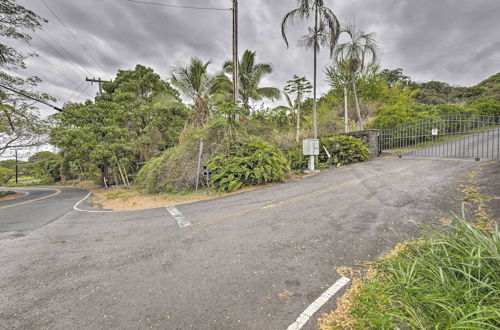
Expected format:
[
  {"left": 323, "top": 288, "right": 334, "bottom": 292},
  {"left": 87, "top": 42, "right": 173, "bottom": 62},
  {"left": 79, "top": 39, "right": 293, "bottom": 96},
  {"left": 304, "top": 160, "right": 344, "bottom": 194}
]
[{"left": 11, "top": 0, "right": 500, "bottom": 116}]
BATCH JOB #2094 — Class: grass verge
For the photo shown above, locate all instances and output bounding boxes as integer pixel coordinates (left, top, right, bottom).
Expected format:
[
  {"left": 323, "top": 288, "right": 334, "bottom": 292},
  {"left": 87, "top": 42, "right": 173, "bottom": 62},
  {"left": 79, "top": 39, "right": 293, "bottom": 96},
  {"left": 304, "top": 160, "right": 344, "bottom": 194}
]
[
  {"left": 0, "top": 191, "right": 22, "bottom": 201},
  {"left": 319, "top": 170, "right": 499, "bottom": 329},
  {"left": 71, "top": 172, "right": 306, "bottom": 211},
  {"left": 319, "top": 220, "right": 499, "bottom": 329}
]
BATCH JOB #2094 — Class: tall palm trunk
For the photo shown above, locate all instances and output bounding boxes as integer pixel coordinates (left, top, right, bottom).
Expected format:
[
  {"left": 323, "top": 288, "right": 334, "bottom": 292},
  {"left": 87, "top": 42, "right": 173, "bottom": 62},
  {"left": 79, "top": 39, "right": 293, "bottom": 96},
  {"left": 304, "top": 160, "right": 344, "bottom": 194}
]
[
  {"left": 352, "top": 73, "right": 363, "bottom": 130},
  {"left": 312, "top": 1, "right": 318, "bottom": 139}
]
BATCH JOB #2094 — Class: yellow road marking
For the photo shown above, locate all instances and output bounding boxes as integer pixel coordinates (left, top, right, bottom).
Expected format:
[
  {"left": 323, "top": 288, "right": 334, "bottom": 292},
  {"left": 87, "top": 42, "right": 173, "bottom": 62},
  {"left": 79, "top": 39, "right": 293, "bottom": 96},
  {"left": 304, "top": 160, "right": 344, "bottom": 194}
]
[
  {"left": 0, "top": 189, "right": 61, "bottom": 210},
  {"left": 192, "top": 179, "right": 361, "bottom": 227}
]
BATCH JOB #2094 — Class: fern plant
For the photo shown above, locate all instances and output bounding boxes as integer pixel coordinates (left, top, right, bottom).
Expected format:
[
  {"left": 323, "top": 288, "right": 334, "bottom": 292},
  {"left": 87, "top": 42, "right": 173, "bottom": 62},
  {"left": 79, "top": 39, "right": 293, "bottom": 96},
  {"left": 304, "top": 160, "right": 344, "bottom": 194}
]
[{"left": 208, "top": 137, "right": 289, "bottom": 192}]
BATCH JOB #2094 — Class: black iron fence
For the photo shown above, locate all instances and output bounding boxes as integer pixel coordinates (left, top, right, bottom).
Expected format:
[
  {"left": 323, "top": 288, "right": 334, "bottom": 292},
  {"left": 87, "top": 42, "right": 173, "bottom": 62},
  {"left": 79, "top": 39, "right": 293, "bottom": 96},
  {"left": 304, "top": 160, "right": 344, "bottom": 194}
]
[{"left": 380, "top": 115, "right": 500, "bottom": 159}]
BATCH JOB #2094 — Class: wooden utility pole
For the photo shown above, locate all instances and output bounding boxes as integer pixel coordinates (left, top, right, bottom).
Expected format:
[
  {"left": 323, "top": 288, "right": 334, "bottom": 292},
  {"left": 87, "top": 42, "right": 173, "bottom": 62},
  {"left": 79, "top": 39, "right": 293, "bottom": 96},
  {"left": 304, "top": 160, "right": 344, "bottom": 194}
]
[
  {"left": 15, "top": 149, "right": 18, "bottom": 184},
  {"left": 232, "top": 0, "right": 239, "bottom": 105},
  {"left": 85, "top": 77, "right": 110, "bottom": 95}
]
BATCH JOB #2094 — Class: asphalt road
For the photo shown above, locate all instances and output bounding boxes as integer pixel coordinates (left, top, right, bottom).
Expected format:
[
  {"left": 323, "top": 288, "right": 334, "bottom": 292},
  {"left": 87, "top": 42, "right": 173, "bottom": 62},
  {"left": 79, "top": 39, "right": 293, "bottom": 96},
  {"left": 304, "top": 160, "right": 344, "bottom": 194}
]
[
  {"left": 0, "top": 157, "right": 498, "bottom": 329},
  {"left": 405, "top": 127, "right": 500, "bottom": 159},
  {"left": 0, "top": 187, "right": 88, "bottom": 235}
]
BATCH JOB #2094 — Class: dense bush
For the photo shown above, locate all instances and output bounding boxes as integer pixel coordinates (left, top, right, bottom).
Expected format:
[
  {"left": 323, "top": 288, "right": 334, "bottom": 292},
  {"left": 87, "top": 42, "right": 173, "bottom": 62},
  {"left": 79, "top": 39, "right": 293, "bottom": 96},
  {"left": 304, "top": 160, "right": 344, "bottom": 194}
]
[
  {"left": 0, "top": 167, "right": 15, "bottom": 184},
  {"left": 136, "top": 118, "right": 230, "bottom": 193},
  {"left": 28, "top": 151, "right": 62, "bottom": 182},
  {"left": 319, "top": 135, "right": 369, "bottom": 166},
  {"left": 208, "top": 136, "right": 289, "bottom": 192},
  {"left": 465, "top": 99, "right": 500, "bottom": 117},
  {"left": 282, "top": 143, "right": 308, "bottom": 173}
]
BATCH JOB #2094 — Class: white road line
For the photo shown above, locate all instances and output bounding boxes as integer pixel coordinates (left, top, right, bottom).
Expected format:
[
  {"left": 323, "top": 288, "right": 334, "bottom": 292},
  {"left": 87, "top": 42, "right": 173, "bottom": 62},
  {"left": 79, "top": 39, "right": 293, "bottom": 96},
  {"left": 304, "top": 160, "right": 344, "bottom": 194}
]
[
  {"left": 287, "top": 277, "right": 350, "bottom": 330},
  {"left": 73, "top": 192, "right": 117, "bottom": 213},
  {"left": 165, "top": 206, "right": 191, "bottom": 227},
  {"left": 73, "top": 192, "right": 165, "bottom": 213}
]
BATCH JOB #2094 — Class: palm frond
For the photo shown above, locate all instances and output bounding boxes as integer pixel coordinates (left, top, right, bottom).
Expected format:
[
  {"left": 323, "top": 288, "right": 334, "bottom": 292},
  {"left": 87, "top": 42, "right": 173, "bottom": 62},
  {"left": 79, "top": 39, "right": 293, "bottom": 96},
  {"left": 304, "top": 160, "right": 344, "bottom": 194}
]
[
  {"left": 255, "top": 87, "right": 281, "bottom": 101},
  {"left": 321, "top": 7, "right": 341, "bottom": 56},
  {"left": 281, "top": 7, "right": 309, "bottom": 48},
  {"left": 283, "top": 91, "right": 294, "bottom": 109}
]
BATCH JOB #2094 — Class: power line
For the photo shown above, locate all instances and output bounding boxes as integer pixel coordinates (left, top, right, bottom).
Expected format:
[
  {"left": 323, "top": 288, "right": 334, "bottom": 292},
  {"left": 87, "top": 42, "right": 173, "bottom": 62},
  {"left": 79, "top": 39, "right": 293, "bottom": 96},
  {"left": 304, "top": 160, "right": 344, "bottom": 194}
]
[
  {"left": 22, "top": 42, "right": 78, "bottom": 89},
  {"left": 123, "top": 0, "right": 232, "bottom": 11},
  {"left": 39, "top": 28, "right": 95, "bottom": 77},
  {"left": 40, "top": 0, "right": 112, "bottom": 80},
  {"left": 68, "top": 79, "right": 86, "bottom": 101},
  {"left": 0, "top": 82, "right": 89, "bottom": 121},
  {"left": 74, "top": 83, "right": 92, "bottom": 101},
  {"left": 34, "top": 31, "right": 89, "bottom": 77}
]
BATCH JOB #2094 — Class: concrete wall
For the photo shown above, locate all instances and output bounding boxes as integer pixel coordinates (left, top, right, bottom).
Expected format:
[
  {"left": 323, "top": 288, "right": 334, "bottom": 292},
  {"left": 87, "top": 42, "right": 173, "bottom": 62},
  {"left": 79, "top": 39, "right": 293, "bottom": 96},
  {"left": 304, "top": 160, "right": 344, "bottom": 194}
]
[{"left": 344, "top": 130, "right": 381, "bottom": 157}]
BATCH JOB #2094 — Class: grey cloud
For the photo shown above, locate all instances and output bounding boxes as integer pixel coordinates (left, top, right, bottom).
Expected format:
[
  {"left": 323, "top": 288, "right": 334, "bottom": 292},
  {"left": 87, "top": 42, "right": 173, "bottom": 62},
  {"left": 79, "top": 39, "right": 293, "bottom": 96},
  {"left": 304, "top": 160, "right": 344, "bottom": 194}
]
[{"left": 13, "top": 0, "right": 500, "bottom": 116}]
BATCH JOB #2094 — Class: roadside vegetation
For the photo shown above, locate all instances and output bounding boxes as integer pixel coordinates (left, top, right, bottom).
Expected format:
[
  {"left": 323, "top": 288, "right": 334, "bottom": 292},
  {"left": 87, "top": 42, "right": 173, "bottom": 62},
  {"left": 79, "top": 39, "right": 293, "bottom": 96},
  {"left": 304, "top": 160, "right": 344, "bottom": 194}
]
[
  {"left": 1, "top": 1, "right": 499, "bottom": 202},
  {"left": 318, "top": 170, "right": 500, "bottom": 329}
]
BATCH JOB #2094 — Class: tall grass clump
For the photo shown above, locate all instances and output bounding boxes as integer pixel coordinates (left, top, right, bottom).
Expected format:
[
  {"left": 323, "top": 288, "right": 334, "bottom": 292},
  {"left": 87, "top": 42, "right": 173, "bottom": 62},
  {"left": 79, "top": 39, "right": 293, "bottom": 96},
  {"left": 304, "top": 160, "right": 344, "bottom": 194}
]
[{"left": 334, "top": 219, "right": 500, "bottom": 329}]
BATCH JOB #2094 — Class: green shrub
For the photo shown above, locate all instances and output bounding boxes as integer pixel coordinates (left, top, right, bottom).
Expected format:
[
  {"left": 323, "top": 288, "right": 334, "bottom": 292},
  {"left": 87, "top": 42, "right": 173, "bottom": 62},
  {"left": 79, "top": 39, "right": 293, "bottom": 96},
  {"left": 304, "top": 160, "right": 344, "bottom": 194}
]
[
  {"left": 208, "top": 136, "right": 289, "bottom": 192},
  {"left": 136, "top": 118, "right": 231, "bottom": 193},
  {"left": 0, "top": 167, "right": 14, "bottom": 185},
  {"left": 319, "top": 135, "right": 369, "bottom": 166},
  {"left": 0, "top": 190, "right": 15, "bottom": 198},
  {"left": 282, "top": 143, "right": 308, "bottom": 173},
  {"left": 28, "top": 151, "right": 62, "bottom": 182},
  {"left": 345, "top": 220, "right": 500, "bottom": 329},
  {"left": 465, "top": 99, "right": 500, "bottom": 117}
]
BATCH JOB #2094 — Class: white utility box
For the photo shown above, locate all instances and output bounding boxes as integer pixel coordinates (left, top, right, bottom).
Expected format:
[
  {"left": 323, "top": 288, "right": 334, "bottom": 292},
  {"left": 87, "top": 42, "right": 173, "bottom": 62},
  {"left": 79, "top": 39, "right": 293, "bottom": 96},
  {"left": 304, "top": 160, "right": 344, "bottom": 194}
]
[{"left": 303, "top": 138, "right": 320, "bottom": 156}]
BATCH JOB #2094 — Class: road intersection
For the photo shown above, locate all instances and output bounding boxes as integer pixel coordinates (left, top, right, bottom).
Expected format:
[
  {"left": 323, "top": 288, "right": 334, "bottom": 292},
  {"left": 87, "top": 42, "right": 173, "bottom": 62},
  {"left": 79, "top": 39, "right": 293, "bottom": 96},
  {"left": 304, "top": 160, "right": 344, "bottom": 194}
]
[{"left": 1, "top": 157, "right": 498, "bottom": 329}]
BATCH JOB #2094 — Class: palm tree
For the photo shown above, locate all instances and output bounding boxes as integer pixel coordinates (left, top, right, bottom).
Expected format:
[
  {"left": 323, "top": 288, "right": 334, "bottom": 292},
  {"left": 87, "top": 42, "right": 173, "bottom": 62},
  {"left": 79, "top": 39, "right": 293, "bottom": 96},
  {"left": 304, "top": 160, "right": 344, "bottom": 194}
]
[
  {"left": 222, "top": 49, "right": 280, "bottom": 111},
  {"left": 281, "top": 0, "right": 341, "bottom": 139},
  {"left": 325, "top": 60, "right": 352, "bottom": 132},
  {"left": 171, "top": 57, "right": 216, "bottom": 127},
  {"left": 284, "top": 75, "right": 312, "bottom": 142},
  {"left": 334, "top": 23, "right": 378, "bottom": 130}
]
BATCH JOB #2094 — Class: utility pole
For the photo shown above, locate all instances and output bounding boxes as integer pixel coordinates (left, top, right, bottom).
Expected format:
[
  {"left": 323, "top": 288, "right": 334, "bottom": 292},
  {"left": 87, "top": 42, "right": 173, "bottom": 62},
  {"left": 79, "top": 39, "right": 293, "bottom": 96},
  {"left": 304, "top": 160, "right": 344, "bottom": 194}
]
[
  {"left": 232, "top": 0, "right": 239, "bottom": 105},
  {"left": 85, "top": 77, "right": 110, "bottom": 95},
  {"left": 15, "top": 149, "right": 18, "bottom": 184},
  {"left": 344, "top": 86, "right": 349, "bottom": 133}
]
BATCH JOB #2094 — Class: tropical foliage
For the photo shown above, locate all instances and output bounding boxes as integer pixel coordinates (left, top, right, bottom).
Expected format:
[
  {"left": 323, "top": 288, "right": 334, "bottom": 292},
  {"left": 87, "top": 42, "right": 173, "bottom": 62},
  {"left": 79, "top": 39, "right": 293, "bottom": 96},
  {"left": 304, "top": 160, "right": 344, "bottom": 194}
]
[
  {"left": 281, "top": 0, "right": 341, "bottom": 139},
  {"left": 219, "top": 50, "right": 281, "bottom": 111},
  {"left": 208, "top": 136, "right": 289, "bottom": 192},
  {"left": 319, "top": 135, "right": 369, "bottom": 166},
  {"left": 0, "top": 166, "right": 14, "bottom": 184},
  {"left": 28, "top": 151, "right": 61, "bottom": 182},
  {"left": 171, "top": 58, "right": 215, "bottom": 127},
  {"left": 2, "top": 2, "right": 498, "bottom": 195},
  {"left": 51, "top": 65, "right": 187, "bottom": 186},
  {"left": 0, "top": 0, "right": 51, "bottom": 155},
  {"left": 284, "top": 75, "right": 313, "bottom": 142},
  {"left": 334, "top": 23, "right": 378, "bottom": 129}
]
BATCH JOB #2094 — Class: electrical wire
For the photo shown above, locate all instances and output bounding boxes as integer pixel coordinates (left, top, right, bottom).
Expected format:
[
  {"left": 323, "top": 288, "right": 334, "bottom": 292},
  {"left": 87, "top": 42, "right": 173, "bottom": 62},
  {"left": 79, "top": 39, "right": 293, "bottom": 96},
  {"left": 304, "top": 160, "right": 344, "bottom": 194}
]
[
  {"left": 34, "top": 31, "right": 89, "bottom": 77},
  {"left": 74, "top": 83, "right": 92, "bottom": 102},
  {"left": 22, "top": 42, "right": 78, "bottom": 89},
  {"left": 68, "top": 79, "right": 86, "bottom": 101},
  {"left": 39, "top": 28, "right": 96, "bottom": 78},
  {"left": 0, "top": 82, "right": 90, "bottom": 121},
  {"left": 40, "top": 0, "right": 112, "bottom": 80},
  {"left": 123, "top": 0, "right": 232, "bottom": 11}
]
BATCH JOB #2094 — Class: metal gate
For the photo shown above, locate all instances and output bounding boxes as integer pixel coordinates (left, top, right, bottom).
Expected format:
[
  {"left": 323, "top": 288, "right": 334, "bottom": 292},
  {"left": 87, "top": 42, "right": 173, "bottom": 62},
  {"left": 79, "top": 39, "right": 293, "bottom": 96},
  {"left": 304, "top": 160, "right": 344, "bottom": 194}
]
[{"left": 380, "top": 115, "right": 500, "bottom": 160}]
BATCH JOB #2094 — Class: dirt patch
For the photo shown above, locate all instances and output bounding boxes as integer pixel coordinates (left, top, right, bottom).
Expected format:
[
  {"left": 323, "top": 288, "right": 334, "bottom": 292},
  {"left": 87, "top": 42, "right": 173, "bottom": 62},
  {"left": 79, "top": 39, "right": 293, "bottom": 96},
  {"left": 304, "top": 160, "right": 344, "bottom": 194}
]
[
  {"left": 71, "top": 183, "right": 279, "bottom": 211},
  {"left": 0, "top": 191, "right": 23, "bottom": 201},
  {"left": 69, "top": 172, "right": 316, "bottom": 211},
  {"left": 88, "top": 189, "right": 219, "bottom": 211}
]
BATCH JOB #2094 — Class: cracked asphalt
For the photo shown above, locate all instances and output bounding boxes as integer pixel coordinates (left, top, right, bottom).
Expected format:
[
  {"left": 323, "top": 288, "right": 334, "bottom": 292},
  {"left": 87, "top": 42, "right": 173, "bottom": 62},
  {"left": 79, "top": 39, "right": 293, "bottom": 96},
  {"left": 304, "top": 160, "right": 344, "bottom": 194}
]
[{"left": 0, "top": 157, "right": 498, "bottom": 329}]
